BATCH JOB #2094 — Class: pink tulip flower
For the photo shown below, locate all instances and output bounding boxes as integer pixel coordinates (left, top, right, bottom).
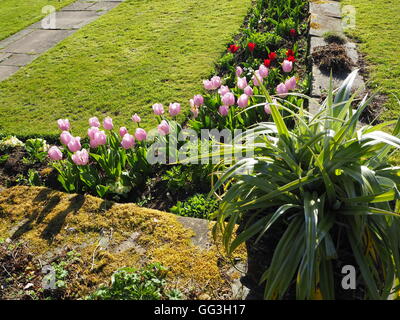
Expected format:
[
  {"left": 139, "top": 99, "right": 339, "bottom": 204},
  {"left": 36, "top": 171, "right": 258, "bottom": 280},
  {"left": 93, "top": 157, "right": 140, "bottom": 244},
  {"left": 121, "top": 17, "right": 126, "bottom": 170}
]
[
  {"left": 285, "top": 76, "right": 297, "bottom": 91},
  {"left": 121, "top": 133, "right": 135, "bottom": 149},
  {"left": 203, "top": 80, "right": 213, "bottom": 91},
  {"left": 193, "top": 94, "right": 204, "bottom": 107},
  {"left": 89, "top": 117, "right": 100, "bottom": 128},
  {"left": 72, "top": 149, "right": 89, "bottom": 166},
  {"left": 218, "top": 85, "right": 230, "bottom": 96},
  {"left": 60, "top": 131, "right": 73, "bottom": 145},
  {"left": 258, "top": 64, "right": 269, "bottom": 78},
  {"left": 244, "top": 86, "right": 253, "bottom": 96},
  {"left": 276, "top": 83, "right": 288, "bottom": 97},
  {"left": 103, "top": 117, "right": 113, "bottom": 130},
  {"left": 191, "top": 106, "right": 199, "bottom": 118},
  {"left": 67, "top": 136, "right": 81, "bottom": 153},
  {"left": 48, "top": 146, "right": 63, "bottom": 161},
  {"left": 88, "top": 126, "right": 99, "bottom": 140},
  {"left": 132, "top": 113, "right": 141, "bottom": 123},
  {"left": 219, "top": 105, "right": 229, "bottom": 117},
  {"left": 169, "top": 103, "right": 181, "bottom": 117},
  {"left": 211, "top": 76, "right": 221, "bottom": 90},
  {"left": 119, "top": 127, "right": 128, "bottom": 138},
  {"left": 252, "top": 71, "right": 263, "bottom": 86},
  {"left": 152, "top": 103, "right": 164, "bottom": 115},
  {"left": 236, "top": 66, "right": 243, "bottom": 77},
  {"left": 237, "top": 77, "right": 248, "bottom": 90},
  {"left": 57, "top": 119, "right": 70, "bottom": 131},
  {"left": 282, "top": 60, "right": 293, "bottom": 73},
  {"left": 158, "top": 120, "right": 170, "bottom": 136},
  {"left": 237, "top": 94, "right": 249, "bottom": 108},
  {"left": 90, "top": 131, "right": 107, "bottom": 148},
  {"left": 135, "top": 128, "right": 147, "bottom": 141},
  {"left": 264, "top": 104, "right": 272, "bottom": 114},
  {"left": 189, "top": 99, "right": 195, "bottom": 108},
  {"left": 221, "top": 92, "right": 235, "bottom": 106}
]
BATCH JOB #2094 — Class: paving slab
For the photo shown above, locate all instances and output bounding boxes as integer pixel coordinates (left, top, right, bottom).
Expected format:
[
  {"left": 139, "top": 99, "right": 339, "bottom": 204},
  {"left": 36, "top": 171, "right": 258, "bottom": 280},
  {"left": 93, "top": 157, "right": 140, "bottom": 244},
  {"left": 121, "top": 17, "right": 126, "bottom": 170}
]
[
  {"left": 0, "top": 53, "right": 39, "bottom": 67},
  {"left": 0, "top": 66, "right": 20, "bottom": 81},
  {"left": 88, "top": 1, "right": 122, "bottom": 11},
  {"left": 4, "top": 29, "right": 76, "bottom": 54},
  {"left": 29, "top": 10, "right": 101, "bottom": 30},
  {"left": 61, "top": 1, "right": 95, "bottom": 11},
  {"left": 0, "top": 52, "right": 12, "bottom": 63},
  {"left": 310, "top": 0, "right": 341, "bottom": 18},
  {"left": 0, "top": 29, "right": 35, "bottom": 49}
]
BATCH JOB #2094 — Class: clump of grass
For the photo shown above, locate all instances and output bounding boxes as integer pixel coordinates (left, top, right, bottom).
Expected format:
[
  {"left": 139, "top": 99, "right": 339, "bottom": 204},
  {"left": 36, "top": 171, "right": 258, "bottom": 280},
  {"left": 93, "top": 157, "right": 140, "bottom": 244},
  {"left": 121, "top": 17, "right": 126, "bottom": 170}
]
[{"left": 323, "top": 31, "right": 347, "bottom": 44}]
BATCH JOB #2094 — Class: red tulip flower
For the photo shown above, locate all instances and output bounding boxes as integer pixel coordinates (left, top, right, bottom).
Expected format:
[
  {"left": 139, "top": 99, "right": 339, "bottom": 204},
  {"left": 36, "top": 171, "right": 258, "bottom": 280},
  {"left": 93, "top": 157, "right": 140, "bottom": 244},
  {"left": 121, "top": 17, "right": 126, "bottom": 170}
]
[
  {"left": 286, "top": 49, "right": 295, "bottom": 57},
  {"left": 264, "top": 59, "right": 271, "bottom": 67},
  {"left": 228, "top": 44, "right": 240, "bottom": 53},
  {"left": 287, "top": 55, "right": 296, "bottom": 62},
  {"left": 247, "top": 42, "right": 256, "bottom": 52},
  {"left": 289, "top": 29, "right": 297, "bottom": 37},
  {"left": 268, "top": 52, "right": 277, "bottom": 60}
]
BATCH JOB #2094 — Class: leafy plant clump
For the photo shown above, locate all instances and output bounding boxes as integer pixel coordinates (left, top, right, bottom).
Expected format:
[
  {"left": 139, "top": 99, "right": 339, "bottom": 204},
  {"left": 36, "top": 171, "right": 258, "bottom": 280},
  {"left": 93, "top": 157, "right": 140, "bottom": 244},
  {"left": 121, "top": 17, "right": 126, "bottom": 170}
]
[
  {"left": 89, "top": 263, "right": 182, "bottom": 300},
  {"left": 210, "top": 71, "right": 400, "bottom": 299},
  {"left": 170, "top": 193, "right": 219, "bottom": 219}
]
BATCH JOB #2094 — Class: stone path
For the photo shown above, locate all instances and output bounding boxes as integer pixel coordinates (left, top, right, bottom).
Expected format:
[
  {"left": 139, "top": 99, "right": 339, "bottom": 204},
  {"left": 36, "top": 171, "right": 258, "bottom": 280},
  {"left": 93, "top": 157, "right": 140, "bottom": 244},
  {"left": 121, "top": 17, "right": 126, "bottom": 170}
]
[
  {"left": 0, "top": 0, "right": 124, "bottom": 81},
  {"left": 309, "top": 0, "right": 365, "bottom": 114}
]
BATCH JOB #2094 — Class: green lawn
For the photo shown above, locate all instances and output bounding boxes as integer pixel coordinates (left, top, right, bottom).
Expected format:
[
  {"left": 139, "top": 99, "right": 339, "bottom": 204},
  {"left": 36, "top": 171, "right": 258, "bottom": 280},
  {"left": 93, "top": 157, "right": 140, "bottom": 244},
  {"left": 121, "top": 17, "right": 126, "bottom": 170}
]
[
  {"left": 0, "top": 0, "right": 76, "bottom": 41},
  {"left": 342, "top": 0, "right": 400, "bottom": 122},
  {"left": 0, "top": 0, "right": 251, "bottom": 136}
]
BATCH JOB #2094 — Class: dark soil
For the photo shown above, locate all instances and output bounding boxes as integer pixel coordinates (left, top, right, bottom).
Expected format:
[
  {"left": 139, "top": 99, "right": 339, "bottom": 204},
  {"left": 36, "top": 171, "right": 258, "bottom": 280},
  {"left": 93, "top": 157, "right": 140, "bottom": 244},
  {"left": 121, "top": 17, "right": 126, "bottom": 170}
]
[{"left": 312, "top": 43, "right": 354, "bottom": 74}]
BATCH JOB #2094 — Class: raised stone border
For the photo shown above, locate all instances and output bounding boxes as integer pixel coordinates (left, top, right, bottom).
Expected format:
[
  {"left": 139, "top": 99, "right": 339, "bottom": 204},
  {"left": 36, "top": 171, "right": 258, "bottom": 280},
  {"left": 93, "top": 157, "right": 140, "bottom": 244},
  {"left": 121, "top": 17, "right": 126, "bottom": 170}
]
[
  {"left": 309, "top": 0, "right": 365, "bottom": 114},
  {"left": 0, "top": 0, "right": 124, "bottom": 81}
]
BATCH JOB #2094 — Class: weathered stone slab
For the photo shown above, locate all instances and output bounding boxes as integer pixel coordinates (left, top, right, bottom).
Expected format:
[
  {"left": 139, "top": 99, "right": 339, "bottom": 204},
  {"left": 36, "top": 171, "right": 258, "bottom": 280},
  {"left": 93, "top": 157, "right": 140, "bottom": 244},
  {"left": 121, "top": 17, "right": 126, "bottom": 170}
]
[
  {"left": 0, "top": 52, "right": 12, "bottom": 62},
  {"left": 310, "top": 0, "right": 341, "bottom": 18},
  {"left": 29, "top": 11, "right": 101, "bottom": 30},
  {"left": 0, "top": 65, "right": 19, "bottom": 81},
  {"left": 88, "top": 1, "right": 122, "bottom": 11},
  {"left": 61, "top": 1, "right": 95, "bottom": 11},
  {"left": 310, "top": 14, "right": 343, "bottom": 37},
  {"left": 0, "top": 29, "right": 35, "bottom": 49},
  {"left": 4, "top": 30, "right": 75, "bottom": 54},
  {"left": 0, "top": 53, "right": 39, "bottom": 67}
]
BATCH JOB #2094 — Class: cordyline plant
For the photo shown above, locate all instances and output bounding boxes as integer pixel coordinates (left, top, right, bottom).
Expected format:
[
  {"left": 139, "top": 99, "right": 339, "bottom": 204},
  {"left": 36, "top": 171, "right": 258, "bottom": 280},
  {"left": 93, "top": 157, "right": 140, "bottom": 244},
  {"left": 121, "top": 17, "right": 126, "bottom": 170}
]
[{"left": 209, "top": 70, "right": 400, "bottom": 299}]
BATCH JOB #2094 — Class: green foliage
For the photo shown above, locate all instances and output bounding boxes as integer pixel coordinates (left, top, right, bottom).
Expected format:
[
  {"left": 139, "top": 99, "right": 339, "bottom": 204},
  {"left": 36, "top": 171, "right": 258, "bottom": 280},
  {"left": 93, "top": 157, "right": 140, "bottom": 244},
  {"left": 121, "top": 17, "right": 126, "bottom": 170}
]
[
  {"left": 27, "top": 169, "right": 42, "bottom": 186},
  {"left": 89, "top": 263, "right": 182, "bottom": 300},
  {"left": 24, "top": 138, "right": 48, "bottom": 163},
  {"left": 170, "top": 193, "right": 218, "bottom": 219},
  {"left": 0, "top": 154, "right": 9, "bottom": 164},
  {"left": 210, "top": 71, "right": 400, "bottom": 299}
]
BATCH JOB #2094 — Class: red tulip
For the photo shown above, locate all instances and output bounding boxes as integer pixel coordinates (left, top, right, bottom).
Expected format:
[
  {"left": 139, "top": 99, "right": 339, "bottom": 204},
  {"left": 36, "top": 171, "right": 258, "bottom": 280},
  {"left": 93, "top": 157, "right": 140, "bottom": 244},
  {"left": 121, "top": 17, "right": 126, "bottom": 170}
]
[
  {"left": 287, "top": 55, "right": 296, "bottom": 62},
  {"left": 290, "top": 29, "right": 297, "bottom": 37},
  {"left": 264, "top": 59, "right": 271, "bottom": 67},
  {"left": 268, "top": 52, "right": 277, "bottom": 60},
  {"left": 247, "top": 42, "right": 256, "bottom": 52},
  {"left": 228, "top": 44, "right": 240, "bottom": 53},
  {"left": 286, "top": 49, "right": 295, "bottom": 57}
]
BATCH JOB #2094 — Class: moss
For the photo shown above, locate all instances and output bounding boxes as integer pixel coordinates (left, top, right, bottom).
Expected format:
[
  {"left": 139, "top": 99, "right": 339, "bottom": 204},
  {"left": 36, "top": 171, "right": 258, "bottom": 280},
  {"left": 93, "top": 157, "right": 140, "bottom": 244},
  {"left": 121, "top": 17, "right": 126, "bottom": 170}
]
[{"left": 0, "top": 186, "right": 246, "bottom": 299}]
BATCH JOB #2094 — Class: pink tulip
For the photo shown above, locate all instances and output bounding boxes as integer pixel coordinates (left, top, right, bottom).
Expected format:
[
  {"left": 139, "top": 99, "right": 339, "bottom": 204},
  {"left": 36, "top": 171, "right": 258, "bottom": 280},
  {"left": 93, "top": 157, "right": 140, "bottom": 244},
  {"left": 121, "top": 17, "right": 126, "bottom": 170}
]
[
  {"left": 48, "top": 146, "right": 63, "bottom": 161},
  {"left": 60, "top": 131, "right": 73, "bottom": 145},
  {"left": 67, "top": 136, "right": 81, "bottom": 153},
  {"left": 258, "top": 64, "right": 269, "bottom": 78},
  {"left": 218, "top": 85, "right": 230, "bottom": 96},
  {"left": 103, "top": 117, "right": 113, "bottom": 130},
  {"left": 211, "top": 76, "right": 221, "bottom": 90},
  {"left": 89, "top": 117, "right": 100, "bottom": 128},
  {"left": 237, "top": 94, "right": 249, "bottom": 108},
  {"left": 132, "top": 113, "right": 141, "bottom": 123},
  {"left": 285, "top": 76, "right": 297, "bottom": 91},
  {"left": 236, "top": 66, "right": 243, "bottom": 77},
  {"left": 88, "top": 126, "right": 99, "bottom": 140},
  {"left": 219, "top": 105, "right": 229, "bottom": 117},
  {"left": 191, "top": 106, "right": 199, "bottom": 118},
  {"left": 282, "top": 60, "right": 293, "bottom": 73},
  {"left": 237, "top": 77, "right": 248, "bottom": 90},
  {"left": 221, "top": 92, "right": 235, "bottom": 106},
  {"left": 152, "top": 103, "right": 164, "bottom": 115},
  {"left": 119, "top": 127, "right": 128, "bottom": 138},
  {"left": 244, "top": 86, "right": 253, "bottom": 96},
  {"left": 193, "top": 95, "right": 204, "bottom": 107},
  {"left": 135, "top": 128, "right": 147, "bottom": 141},
  {"left": 189, "top": 99, "right": 195, "bottom": 108},
  {"left": 264, "top": 104, "right": 272, "bottom": 114},
  {"left": 57, "top": 119, "right": 70, "bottom": 131},
  {"left": 252, "top": 71, "right": 263, "bottom": 86},
  {"left": 203, "top": 80, "right": 213, "bottom": 91},
  {"left": 72, "top": 149, "right": 89, "bottom": 166},
  {"left": 276, "top": 83, "right": 288, "bottom": 97},
  {"left": 90, "top": 130, "right": 107, "bottom": 148},
  {"left": 158, "top": 120, "right": 170, "bottom": 136},
  {"left": 121, "top": 133, "right": 135, "bottom": 149},
  {"left": 169, "top": 103, "right": 181, "bottom": 116}
]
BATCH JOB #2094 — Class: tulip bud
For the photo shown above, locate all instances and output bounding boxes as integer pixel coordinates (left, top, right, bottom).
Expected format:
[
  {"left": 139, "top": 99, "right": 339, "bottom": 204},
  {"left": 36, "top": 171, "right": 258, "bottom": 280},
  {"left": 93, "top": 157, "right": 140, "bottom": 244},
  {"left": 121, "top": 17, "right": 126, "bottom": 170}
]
[
  {"left": 103, "top": 117, "right": 113, "bottom": 130},
  {"left": 57, "top": 119, "right": 70, "bottom": 131},
  {"left": 48, "top": 146, "right": 63, "bottom": 161}
]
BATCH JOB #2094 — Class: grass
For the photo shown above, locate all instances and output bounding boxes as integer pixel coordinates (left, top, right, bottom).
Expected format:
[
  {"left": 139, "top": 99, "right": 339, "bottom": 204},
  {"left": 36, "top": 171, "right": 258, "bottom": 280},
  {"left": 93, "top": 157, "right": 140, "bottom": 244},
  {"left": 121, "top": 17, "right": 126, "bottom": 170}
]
[
  {"left": 342, "top": 0, "right": 400, "bottom": 122},
  {"left": 0, "top": 0, "right": 251, "bottom": 136},
  {"left": 0, "top": 0, "right": 76, "bottom": 41}
]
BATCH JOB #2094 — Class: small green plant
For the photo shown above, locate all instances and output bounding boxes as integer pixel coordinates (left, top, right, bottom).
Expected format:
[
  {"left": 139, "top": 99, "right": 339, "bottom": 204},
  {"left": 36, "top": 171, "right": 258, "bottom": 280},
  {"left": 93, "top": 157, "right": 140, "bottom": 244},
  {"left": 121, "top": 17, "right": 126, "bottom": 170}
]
[
  {"left": 89, "top": 263, "right": 181, "bottom": 300},
  {"left": 24, "top": 138, "right": 48, "bottom": 163},
  {"left": 170, "top": 193, "right": 218, "bottom": 219},
  {"left": 0, "top": 154, "right": 9, "bottom": 164},
  {"left": 27, "top": 169, "right": 41, "bottom": 186}
]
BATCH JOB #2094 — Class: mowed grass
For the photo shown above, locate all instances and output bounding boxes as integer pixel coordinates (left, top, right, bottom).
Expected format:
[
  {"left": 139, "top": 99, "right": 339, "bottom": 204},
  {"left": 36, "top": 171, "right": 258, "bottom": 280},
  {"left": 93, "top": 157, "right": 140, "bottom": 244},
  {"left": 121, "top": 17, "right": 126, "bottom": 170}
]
[
  {"left": 0, "top": 0, "right": 76, "bottom": 41},
  {"left": 0, "top": 0, "right": 251, "bottom": 136},
  {"left": 342, "top": 0, "right": 400, "bottom": 121}
]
